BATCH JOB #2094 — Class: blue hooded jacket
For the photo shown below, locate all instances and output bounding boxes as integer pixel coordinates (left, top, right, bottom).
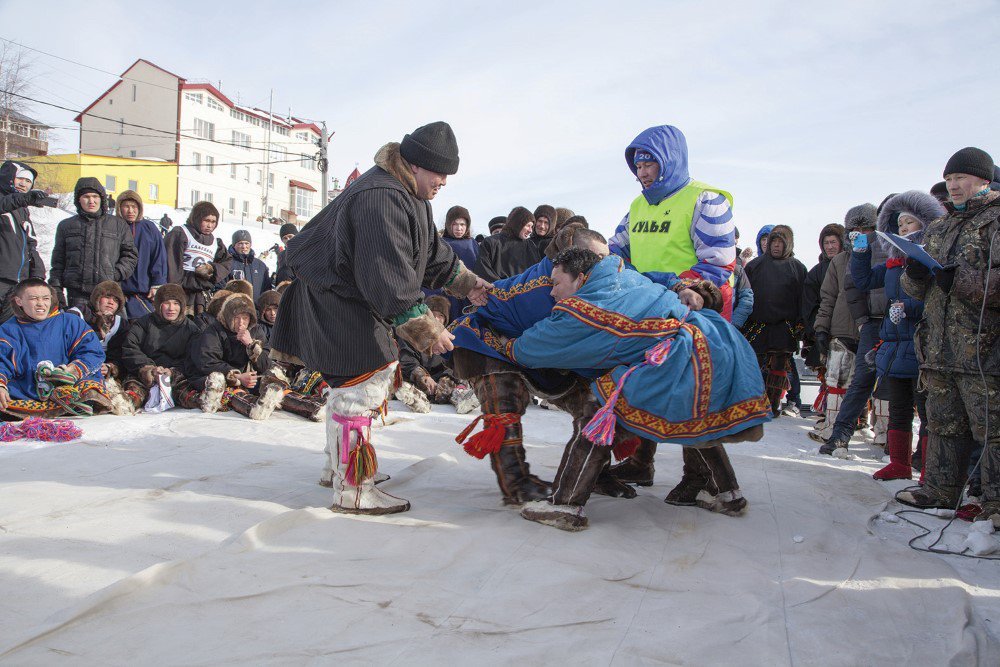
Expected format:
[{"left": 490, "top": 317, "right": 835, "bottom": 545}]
[
  {"left": 625, "top": 125, "right": 692, "bottom": 205},
  {"left": 755, "top": 225, "right": 774, "bottom": 256}
]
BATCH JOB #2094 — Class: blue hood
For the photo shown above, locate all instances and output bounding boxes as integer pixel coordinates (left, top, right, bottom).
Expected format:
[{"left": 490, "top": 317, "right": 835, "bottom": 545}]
[
  {"left": 755, "top": 225, "right": 774, "bottom": 256},
  {"left": 625, "top": 125, "right": 691, "bottom": 205}
]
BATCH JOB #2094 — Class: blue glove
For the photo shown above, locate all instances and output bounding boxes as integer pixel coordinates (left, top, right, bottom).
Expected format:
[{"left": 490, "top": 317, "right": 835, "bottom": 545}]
[{"left": 852, "top": 232, "right": 869, "bottom": 252}]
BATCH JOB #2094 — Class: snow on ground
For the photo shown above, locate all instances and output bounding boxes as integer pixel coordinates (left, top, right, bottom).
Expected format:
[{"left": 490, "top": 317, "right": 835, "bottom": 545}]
[
  {"left": 1, "top": 389, "right": 999, "bottom": 664},
  {"left": 28, "top": 200, "right": 286, "bottom": 277}
]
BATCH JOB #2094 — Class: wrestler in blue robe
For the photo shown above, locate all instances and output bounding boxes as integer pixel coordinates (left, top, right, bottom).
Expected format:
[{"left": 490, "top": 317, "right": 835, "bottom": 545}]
[{"left": 504, "top": 256, "right": 770, "bottom": 444}]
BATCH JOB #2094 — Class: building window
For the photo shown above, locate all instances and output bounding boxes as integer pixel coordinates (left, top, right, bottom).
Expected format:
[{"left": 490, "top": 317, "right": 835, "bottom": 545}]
[
  {"left": 193, "top": 118, "right": 215, "bottom": 140},
  {"left": 230, "top": 164, "right": 237, "bottom": 179},
  {"left": 129, "top": 150, "right": 137, "bottom": 158},
  {"left": 255, "top": 170, "right": 262, "bottom": 185},
  {"left": 192, "top": 152, "right": 202, "bottom": 170},
  {"left": 106, "top": 175, "right": 117, "bottom": 192},
  {"left": 132, "top": 84, "right": 137, "bottom": 102},
  {"left": 268, "top": 173, "right": 274, "bottom": 189},
  {"left": 300, "top": 154, "right": 315, "bottom": 170},
  {"left": 242, "top": 200, "right": 249, "bottom": 217},
  {"left": 232, "top": 131, "right": 251, "bottom": 150},
  {"left": 295, "top": 131, "right": 311, "bottom": 142},
  {"left": 185, "top": 92, "right": 203, "bottom": 104},
  {"left": 149, "top": 183, "right": 159, "bottom": 200},
  {"left": 206, "top": 156, "right": 214, "bottom": 174},
  {"left": 118, "top": 118, "right": 125, "bottom": 135},
  {"left": 205, "top": 193, "right": 213, "bottom": 203},
  {"left": 191, "top": 190, "right": 201, "bottom": 206},
  {"left": 206, "top": 97, "right": 224, "bottom": 112},
  {"left": 243, "top": 166, "right": 250, "bottom": 182},
  {"left": 128, "top": 179, "right": 138, "bottom": 192},
  {"left": 292, "top": 187, "right": 314, "bottom": 218},
  {"left": 267, "top": 205, "right": 274, "bottom": 217},
  {"left": 228, "top": 197, "right": 236, "bottom": 214}
]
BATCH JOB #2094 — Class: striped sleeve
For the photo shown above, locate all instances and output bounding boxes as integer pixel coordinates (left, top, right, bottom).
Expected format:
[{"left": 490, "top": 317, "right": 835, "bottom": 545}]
[
  {"left": 608, "top": 213, "right": 631, "bottom": 262},
  {"left": 688, "top": 191, "right": 736, "bottom": 286}
]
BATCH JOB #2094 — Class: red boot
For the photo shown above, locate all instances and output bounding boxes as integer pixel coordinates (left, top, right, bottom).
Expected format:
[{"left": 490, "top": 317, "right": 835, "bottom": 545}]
[{"left": 873, "top": 430, "right": 913, "bottom": 481}]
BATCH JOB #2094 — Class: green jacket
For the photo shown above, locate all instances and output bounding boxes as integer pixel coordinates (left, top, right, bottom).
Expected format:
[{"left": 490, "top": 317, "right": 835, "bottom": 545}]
[{"left": 903, "top": 190, "right": 1000, "bottom": 375}]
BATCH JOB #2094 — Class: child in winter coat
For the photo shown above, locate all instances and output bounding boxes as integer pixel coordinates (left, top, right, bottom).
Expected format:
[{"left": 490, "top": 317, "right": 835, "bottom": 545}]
[
  {"left": 120, "top": 283, "right": 200, "bottom": 412},
  {"left": 850, "top": 191, "right": 944, "bottom": 480},
  {"left": 0, "top": 278, "right": 112, "bottom": 419}
]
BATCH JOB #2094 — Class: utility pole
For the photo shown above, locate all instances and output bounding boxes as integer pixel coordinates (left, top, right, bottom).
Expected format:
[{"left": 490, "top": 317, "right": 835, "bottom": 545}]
[
  {"left": 319, "top": 121, "right": 329, "bottom": 206},
  {"left": 261, "top": 89, "right": 273, "bottom": 221}
]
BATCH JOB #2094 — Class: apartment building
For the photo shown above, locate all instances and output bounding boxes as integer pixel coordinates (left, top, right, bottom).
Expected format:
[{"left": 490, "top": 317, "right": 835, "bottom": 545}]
[{"left": 75, "top": 58, "right": 325, "bottom": 221}]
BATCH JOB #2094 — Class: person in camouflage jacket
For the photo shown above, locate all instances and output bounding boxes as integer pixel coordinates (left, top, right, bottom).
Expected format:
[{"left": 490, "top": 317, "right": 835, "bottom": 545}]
[{"left": 896, "top": 147, "right": 1000, "bottom": 526}]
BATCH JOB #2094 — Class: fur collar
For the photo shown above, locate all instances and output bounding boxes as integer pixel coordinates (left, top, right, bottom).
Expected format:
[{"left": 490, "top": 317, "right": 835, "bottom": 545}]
[{"left": 374, "top": 142, "right": 418, "bottom": 198}]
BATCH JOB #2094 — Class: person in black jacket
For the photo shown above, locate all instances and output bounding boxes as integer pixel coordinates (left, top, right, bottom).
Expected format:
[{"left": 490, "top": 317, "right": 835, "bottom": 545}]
[
  {"left": 120, "top": 283, "right": 199, "bottom": 410},
  {"left": 67, "top": 280, "right": 129, "bottom": 381},
  {"left": 529, "top": 204, "right": 556, "bottom": 256},
  {"left": 801, "top": 223, "right": 846, "bottom": 370},
  {"left": 473, "top": 206, "right": 542, "bottom": 281},
  {"left": 274, "top": 223, "right": 298, "bottom": 285},
  {"left": 0, "top": 161, "right": 47, "bottom": 323},
  {"left": 49, "top": 177, "right": 138, "bottom": 312},
  {"left": 164, "top": 201, "right": 231, "bottom": 316},
  {"left": 252, "top": 289, "right": 280, "bottom": 346},
  {"left": 219, "top": 229, "right": 272, "bottom": 300},
  {"left": 743, "top": 224, "right": 808, "bottom": 416}
]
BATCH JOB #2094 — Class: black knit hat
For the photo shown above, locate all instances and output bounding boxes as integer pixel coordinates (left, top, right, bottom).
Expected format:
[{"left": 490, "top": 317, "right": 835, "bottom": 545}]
[
  {"left": 278, "top": 223, "right": 297, "bottom": 238},
  {"left": 400, "top": 121, "right": 459, "bottom": 175},
  {"left": 488, "top": 216, "right": 506, "bottom": 233},
  {"left": 943, "top": 147, "right": 994, "bottom": 181},
  {"left": 232, "top": 229, "right": 252, "bottom": 244}
]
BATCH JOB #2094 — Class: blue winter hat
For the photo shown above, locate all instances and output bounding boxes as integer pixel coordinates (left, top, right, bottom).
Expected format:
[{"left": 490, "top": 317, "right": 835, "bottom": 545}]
[{"left": 633, "top": 151, "right": 655, "bottom": 165}]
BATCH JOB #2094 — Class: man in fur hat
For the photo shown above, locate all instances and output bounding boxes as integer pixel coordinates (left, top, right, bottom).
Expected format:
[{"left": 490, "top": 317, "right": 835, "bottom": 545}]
[
  {"left": 116, "top": 190, "right": 167, "bottom": 318},
  {"left": 50, "top": 178, "right": 138, "bottom": 312},
  {"left": 0, "top": 161, "right": 47, "bottom": 324},
  {"left": 474, "top": 206, "right": 542, "bottom": 281},
  {"left": 0, "top": 278, "right": 112, "bottom": 419},
  {"left": 120, "top": 283, "right": 199, "bottom": 411},
  {"left": 743, "top": 225, "right": 808, "bottom": 416},
  {"left": 68, "top": 280, "right": 129, "bottom": 387},
  {"left": 897, "top": 147, "right": 1000, "bottom": 525},
  {"left": 271, "top": 121, "right": 491, "bottom": 514},
  {"left": 164, "top": 201, "right": 231, "bottom": 316}
]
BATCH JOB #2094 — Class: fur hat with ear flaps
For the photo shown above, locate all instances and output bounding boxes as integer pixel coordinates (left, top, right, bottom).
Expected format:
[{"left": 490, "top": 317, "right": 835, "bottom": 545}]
[
  {"left": 223, "top": 279, "right": 254, "bottom": 298},
  {"left": 219, "top": 293, "right": 257, "bottom": 332},
  {"left": 154, "top": 284, "right": 188, "bottom": 310},
  {"left": 206, "top": 290, "right": 232, "bottom": 318},
  {"left": 502, "top": 206, "right": 535, "bottom": 237},
  {"left": 256, "top": 289, "right": 281, "bottom": 311},
  {"left": 90, "top": 281, "right": 126, "bottom": 313},
  {"left": 766, "top": 225, "right": 795, "bottom": 260},
  {"left": 425, "top": 295, "right": 451, "bottom": 326}
]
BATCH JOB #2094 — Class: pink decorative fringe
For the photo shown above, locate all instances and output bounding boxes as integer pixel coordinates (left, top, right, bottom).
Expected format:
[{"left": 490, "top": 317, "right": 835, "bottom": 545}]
[{"left": 0, "top": 417, "right": 83, "bottom": 443}]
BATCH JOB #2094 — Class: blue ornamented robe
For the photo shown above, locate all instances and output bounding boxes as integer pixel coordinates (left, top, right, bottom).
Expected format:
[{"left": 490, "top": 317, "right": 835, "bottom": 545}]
[{"left": 506, "top": 256, "right": 770, "bottom": 444}]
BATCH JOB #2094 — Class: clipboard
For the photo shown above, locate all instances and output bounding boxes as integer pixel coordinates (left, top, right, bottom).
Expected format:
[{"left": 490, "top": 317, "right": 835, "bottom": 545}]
[{"left": 876, "top": 231, "right": 943, "bottom": 271}]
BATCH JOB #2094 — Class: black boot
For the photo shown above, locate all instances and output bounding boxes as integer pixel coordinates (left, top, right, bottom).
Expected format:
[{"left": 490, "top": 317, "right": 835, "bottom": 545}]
[
  {"left": 593, "top": 462, "right": 638, "bottom": 499},
  {"left": 489, "top": 429, "right": 551, "bottom": 506},
  {"left": 665, "top": 447, "right": 716, "bottom": 506},
  {"left": 670, "top": 445, "right": 748, "bottom": 516},
  {"left": 608, "top": 438, "right": 656, "bottom": 486}
]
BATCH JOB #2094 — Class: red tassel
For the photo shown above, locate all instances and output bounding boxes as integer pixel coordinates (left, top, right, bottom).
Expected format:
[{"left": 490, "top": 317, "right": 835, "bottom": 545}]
[
  {"left": 456, "top": 413, "right": 520, "bottom": 459},
  {"left": 612, "top": 436, "right": 639, "bottom": 462}
]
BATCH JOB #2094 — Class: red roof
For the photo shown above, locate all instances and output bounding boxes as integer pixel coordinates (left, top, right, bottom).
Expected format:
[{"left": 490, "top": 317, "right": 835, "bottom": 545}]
[
  {"left": 180, "top": 82, "right": 235, "bottom": 108},
  {"left": 74, "top": 58, "right": 185, "bottom": 123},
  {"left": 289, "top": 179, "right": 316, "bottom": 192},
  {"left": 291, "top": 122, "right": 322, "bottom": 136}
]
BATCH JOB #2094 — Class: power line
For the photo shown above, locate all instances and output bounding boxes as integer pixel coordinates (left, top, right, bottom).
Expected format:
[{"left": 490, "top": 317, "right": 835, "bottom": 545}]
[
  {"left": 4, "top": 90, "right": 316, "bottom": 160},
  {"left": 18, "top": 157, "right": 304, "bottom": 169}
]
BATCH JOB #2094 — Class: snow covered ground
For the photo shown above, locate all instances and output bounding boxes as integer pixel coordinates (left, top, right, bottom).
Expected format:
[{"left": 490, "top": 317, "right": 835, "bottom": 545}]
[{"left": 1, "top": 393, "right": 999, "bottom": 664}]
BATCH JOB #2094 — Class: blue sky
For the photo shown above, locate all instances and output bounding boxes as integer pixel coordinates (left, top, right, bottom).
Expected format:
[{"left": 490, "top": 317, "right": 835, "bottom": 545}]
[{"left": 3, "top": 0, "right": 998, "bottom": 259}]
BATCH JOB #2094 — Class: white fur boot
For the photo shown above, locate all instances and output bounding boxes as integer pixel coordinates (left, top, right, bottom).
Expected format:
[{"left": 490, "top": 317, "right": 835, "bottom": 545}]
[
  {"left": 872, "top": 399, "right": 890, "bottom": 446},
  {"left": 200, "top": 372, "right": 226, "bottom": 413},
  {"left": 249, "top": 382, "right": 286, "bottom": 421},
  {"left": 324, "top": 363, "right": 409, "bottom": 515},
  {"left": 394, "top": 381, "right": 431, "bottom": 414},
  {"left": 450, "top": 385, "right": 481, "bottom": 415},
  {"left": 103, "top": 377, "right": 136, "bottom": 416}
]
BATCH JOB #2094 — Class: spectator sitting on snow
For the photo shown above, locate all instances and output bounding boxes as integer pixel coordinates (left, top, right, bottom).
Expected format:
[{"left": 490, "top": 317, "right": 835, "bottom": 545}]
[
  {"left": 164, "top": 201, "right": 231, "bottom": 316},
  {"left": 120, "top": 283, "right": 199, "bottom": 412},
  {"left": 0, "top": 160, "right": 47, "bottom": 323},
  {"left": 395, "top": 295, "right": 477, "bottom": 414},
  {"left": 252, "top": 289, "right": 280, "bottom": 346},
  {"left": 49, "top": 177, "right": 139, "bottom": 313},
  {"left": 67, "top": 280, "right": 129, "bottom": 387},
  {"left": 0, "top": 278, "right": 114, "bottom": 419},
  {"left": 219, "top": 230, "right": 271, "bottom": 301},
  {"left": 116, "top": 190, "right": 167, "bottom": 318}
]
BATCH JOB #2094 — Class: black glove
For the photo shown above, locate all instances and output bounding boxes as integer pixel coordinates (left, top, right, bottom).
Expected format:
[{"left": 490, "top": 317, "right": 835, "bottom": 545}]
[
  {"left": 905, "top": 258, "right": 931, "bottom": 281},
  {"left": 28, "top": 189, "right": 47, "bottom": 205},
  {"left": 934, "top": 264, "right": 957, "bottom": 293},
  {"left": 815, "top": 331, "right": 830, "bottom": 357}
]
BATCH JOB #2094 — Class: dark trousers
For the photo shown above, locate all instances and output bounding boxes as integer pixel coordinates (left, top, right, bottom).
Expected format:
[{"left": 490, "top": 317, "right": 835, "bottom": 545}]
[
  {"left": 885, "top": 375, "right": 927, "bottom": 434},
  {"left": 787, "top": 361, "right": 801, "bottom": 407},
  {"left": 830, "top": 319, "right": 880, "bottom": 441}
]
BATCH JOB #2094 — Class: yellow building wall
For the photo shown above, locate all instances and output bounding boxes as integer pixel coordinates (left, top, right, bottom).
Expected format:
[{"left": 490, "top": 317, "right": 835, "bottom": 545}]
[{"left": 26, "top": 154, "right": 178, "bottom": 207}]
